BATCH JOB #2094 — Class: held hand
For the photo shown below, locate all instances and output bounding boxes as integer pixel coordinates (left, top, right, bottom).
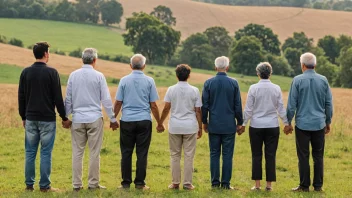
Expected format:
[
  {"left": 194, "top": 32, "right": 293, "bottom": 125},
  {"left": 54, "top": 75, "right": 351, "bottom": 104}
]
[
  {"left": 203, "top": 124, "right": 208, "bottom": 133},
  {"left": 283, "top": 125, "right": 293, "bottom": 135},
  {"left": 156, "top": 124, "right": 165, "bottom": 133},
  {"left": 22, "top": 120, "right": 26, "bottom": 128},
  {"left": 110, "top": 121, "right": 119, "bottom": 131},
  {"left": 197, "top": 128, "right": 203, "bottom": 139},
  {"left": 237, "top": 126, "right": 245, "bottom": 135},
  {"left": 325, "top": 124, "right": 331, "bottom": 134},
  {"left": 62, "top": 119, "right": 72, "bottom": 129}
]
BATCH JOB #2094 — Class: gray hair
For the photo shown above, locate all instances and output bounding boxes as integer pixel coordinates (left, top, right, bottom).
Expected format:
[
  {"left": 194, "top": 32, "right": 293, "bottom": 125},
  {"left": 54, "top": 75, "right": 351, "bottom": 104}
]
[
  {"left": 82, "top": 48, "right": 98, "bottom": 64},
  {"left": 300, "top": 52, "right": 316, "bottom": 68},
  {"left": 130, "top": 54, "right": 146, "bottom": 69},
  {"left": 214, "top": 56, "right": 230, "bottom": 70},
  {"left": 256, "top": 62, "right": 272, "bottom": 79}
]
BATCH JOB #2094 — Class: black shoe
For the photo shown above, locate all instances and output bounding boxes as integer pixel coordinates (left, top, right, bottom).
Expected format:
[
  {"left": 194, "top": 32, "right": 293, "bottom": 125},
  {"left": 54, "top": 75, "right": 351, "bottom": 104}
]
[
  {"left": 25, "top": 186, "right": 34, "bottom": 192},
  {"left": 211, "top": 185, "right": 220, "bottom": 189},
  {"left": 314, "top": 187, "right": 323, "bottom": 192},
  {"left": 292, "top": 186, "right": 309, "bottom": 192},
  {"left": 221, "top": 186, "right": 237, "bottom": 190},
  {"left": 88, "top": 185, "right": 107, "bottom": 190},
  {"left": 73, "top": 187, "right": 83, "bottom": 192},
  {"left": 117, "top": 185, "right": 130, "bottom": 189}
]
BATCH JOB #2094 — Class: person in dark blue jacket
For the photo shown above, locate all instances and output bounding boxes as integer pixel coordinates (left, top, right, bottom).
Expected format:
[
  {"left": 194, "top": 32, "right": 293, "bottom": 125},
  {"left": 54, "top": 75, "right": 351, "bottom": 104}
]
[{"left": 201, "top": 56, "right": 243, "bottom": 190}]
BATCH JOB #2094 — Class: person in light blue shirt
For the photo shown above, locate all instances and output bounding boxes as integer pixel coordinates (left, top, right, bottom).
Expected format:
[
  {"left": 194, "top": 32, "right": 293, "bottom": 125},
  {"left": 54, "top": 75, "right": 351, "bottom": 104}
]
[
  {"left": 114, "top": 54, "right": 163, "bottom": 190},
  {"left": 286, "top": 52, "right": 333, "bottom": 192}
]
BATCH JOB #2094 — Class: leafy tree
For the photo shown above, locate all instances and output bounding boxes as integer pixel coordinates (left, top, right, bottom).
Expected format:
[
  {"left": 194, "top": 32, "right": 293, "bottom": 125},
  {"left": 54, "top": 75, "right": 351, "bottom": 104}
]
[
  {"left": 230, "top": 36, "right": 265, "bottom": 75},
  {"left": 76, "top": 0, "right": 100, "bottom": 23},
  {"left": 30, "top": 2, "right": 46, "bottom": 18},
  {"left": 180, "top": 33, "right": 214, "bottom": 70},
  {"left": 266, "top": 54, "right": 293, "bottom": 76},
  {"left": 284, "top": 47, "right": 302, "bottom": 76},
  {"left": 150, "top": 5, "right": 176, "bottom": 26},
  {"left": 235, "top": 23, "right": 281, "bottom": 55},
  {"left": 315, "top": 56, "right": 338, "bottom": 84},
  {"left": 338, "top": 47, "right": 352, "bottom": 88},
  {"left": 317, "top": 35, "right": 339, "bottom": 64},
  {"left": 290, "top": 0, "right": 308, "bottom": 7},
  {"left": 204, "top": 26, "right": 233, "bottom": 57},
  {"left": 100, "top": 0, "right": 123, "bottom": 26},
  {"left": 9, "top": 38, "right": 24, "bottom": 47},
  {"left": 50, "top": 0, "right": 77, "bottom": 22},
  {"left": 282, "top": 32, "right": 313, "bottom": 52},
  {"left": 337, "top": 34, "right": 352, "bottom": 54},
  {"left": 123, "top": 12, "right": 181, "bottom": 64}
]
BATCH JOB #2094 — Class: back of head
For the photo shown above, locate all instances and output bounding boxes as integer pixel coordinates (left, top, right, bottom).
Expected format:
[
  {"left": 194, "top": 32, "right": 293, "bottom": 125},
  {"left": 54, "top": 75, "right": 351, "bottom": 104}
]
[
  {"left": 175, "top": 64, "right": 191, "bottom": 81},
  {"left": 130, "top": 54, "right": 146, "bottom": 70},
  {"left": 33, "top": 42, "right": 50, "bottom": 59},
  {"left": 82, "top": 48, "right": 98, "bottom": 64},
  {"left": 300, "top": 52, "right": 316, "bottom": 69},
  {"left": 256, "top": 62, "right": 272, "bottom": 79},
  {"left": 215, "top": 56, "right": 230, "bottom": 70}
]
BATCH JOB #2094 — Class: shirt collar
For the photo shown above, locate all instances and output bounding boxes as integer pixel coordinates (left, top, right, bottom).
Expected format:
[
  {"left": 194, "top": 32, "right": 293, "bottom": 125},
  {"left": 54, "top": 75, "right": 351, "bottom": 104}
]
[
  {"left": 216, "top": 72, "right": 227, "bottom": 76},
  {"left": 32, "top": 62, "right": 47, "bottom": 67},
  {"left": 304, "top": 69, "right": 316, "bottom": 74},
  {"left": 177, "top": 81, "right": 189, "bottom": 85},
  {"left": 82, "top": 64, "right": 93, "bottom": 69},
  {"left": 132, "top": 70, "right": 144, "bottom": 74},
  {"left": 259, "top": 79, "right": 271, "bottom": 83}
]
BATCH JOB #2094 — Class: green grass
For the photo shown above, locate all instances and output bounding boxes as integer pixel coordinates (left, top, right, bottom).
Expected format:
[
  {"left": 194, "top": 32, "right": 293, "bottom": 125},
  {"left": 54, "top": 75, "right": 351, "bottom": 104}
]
[
  {"left": 0, "top": 119, "right": 352, "bottom": 197},
  {"left": 0, "top": 18, "right": 132, "bottom": 56}
]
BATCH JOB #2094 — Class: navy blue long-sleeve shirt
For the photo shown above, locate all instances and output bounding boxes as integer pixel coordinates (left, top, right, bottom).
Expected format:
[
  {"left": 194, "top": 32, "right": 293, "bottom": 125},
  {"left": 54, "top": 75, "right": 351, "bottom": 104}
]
[{"left": 201, "top": 72, "right": 243, "bottom": 134}]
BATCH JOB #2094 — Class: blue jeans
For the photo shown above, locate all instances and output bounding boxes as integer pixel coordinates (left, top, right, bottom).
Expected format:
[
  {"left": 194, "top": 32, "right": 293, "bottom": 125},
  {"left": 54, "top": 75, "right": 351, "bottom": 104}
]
[
  {"left": 25, "top": 120, "right": 56, "bottom": 189},
  {"left": 208, "top": 133, "right": 235, "bottom": 188}
]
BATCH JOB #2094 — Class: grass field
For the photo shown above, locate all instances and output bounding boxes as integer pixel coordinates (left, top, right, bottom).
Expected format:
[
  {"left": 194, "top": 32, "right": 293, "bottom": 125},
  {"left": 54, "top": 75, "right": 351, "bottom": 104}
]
[
  {"left": 0, "top": 19, "right": 132, "bottom": 56},
  {"left": 0, "top": 84, "right": 352, "bottom": 197}
]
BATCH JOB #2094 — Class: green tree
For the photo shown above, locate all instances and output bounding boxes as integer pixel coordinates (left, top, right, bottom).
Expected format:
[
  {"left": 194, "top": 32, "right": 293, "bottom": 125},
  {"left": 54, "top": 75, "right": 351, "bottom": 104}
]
[
  {"left": 337, "top": 34, "right": 352, "bottom": 54},
  {"left": 150, "top": 5, "right": 176, "bottom": 26},
  {"left": 76, "top": 0, "right": 100, "bottom": 23},
  {"left": 50, "top": 0, "right": 77, "bottom": 22},
  {"left": 338, "top": 47, "right": 352, "bottom": 88},
  {"left": 266, "top": 54, "right": 293, "bottom": 76},
  {"left": 99, "top": 0, "right": 123, "bottom": 26},
  {"left": 282, "top": 32, "right": 313, "bottom": 52},
  {"left": 230, "top": 36, "right": 265, "bottom": 75},
  {"left": 284, "top": 47, "right": 302, "bottom": 76},
  {"left": 315, "top": 56, "right": 338, "bottom": 84},
  {"left": 235, "top": 23, "right": 281, "bottom": 55},
  {"left": 291, "top": 0, "right": 308, "bottom": 7},
  {"left": 204, "top": 26, "right": 233, "bottom": 57},
  {"left": 123, "top": 12, "right": 181, "bottom": 64},
  {"left": 180, "top": 33, "right": 214, "bottom": 69},
  {"left": 317, "top": 35, "right": 339, "bottom": 64}
]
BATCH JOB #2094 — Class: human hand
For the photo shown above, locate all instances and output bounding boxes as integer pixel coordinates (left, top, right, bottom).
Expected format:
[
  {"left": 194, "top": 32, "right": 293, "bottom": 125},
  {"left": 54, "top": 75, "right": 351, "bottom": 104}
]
[
  {"left": 325, "top": 124, "right": 331, "bottom": 134},
  {"left": 62, "top": 119, "right": 72, "bottom": 129},
  {"left": 203, "top": 124, "right": 208, "bottom": 133},
  {"left": 22, "top": 120, "right": 26, "bottom": 128},
  {"left": 110, "top": 121, "right": 119, "bottom": 131},
  {"left": 284, "top": 125, "right": 293, "bottom": 135},
  {"left": 237, "top": 126, "right": 245, "bottom": 135},
  {"left": 156, "top": 124, "right": 165, "bottom": 133},
  {"left": 197, "top": 128, "right": 203, "bottom": 139}
]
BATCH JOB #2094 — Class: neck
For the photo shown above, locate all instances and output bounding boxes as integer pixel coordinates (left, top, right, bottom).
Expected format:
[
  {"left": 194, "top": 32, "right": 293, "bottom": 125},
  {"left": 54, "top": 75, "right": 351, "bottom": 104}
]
[
  {"left": 36, "top": 59, "right": 47, "bottom": 63},
  {"left": 217, "top": 70, "right": 226, "bottom": 73}
]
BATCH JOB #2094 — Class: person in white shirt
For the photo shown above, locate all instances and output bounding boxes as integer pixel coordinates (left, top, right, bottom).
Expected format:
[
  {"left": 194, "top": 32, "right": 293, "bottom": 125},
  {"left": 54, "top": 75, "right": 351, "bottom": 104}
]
[
  {"left": 64, "top": 48, "right": 118, "bottom": 191},
  {"left": 159, "top": 64, "right": 202, "bottom": 190},
  {"left": 238, "top": 62, "right": 291, "bottom": 191}
]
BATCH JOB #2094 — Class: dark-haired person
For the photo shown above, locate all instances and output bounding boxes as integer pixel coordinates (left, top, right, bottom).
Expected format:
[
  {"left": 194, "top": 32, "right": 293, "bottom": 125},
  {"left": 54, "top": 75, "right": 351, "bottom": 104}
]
[
  {"left": 18, "top": 42, "right": 71, "bottom": 192},
  {"left": 114, "top": 54, "right": 162, "bottom": 190},
  {"left": 239, "top": 62, "right": 291, "bottom": 191},
  {"left": 159, "top": 64, "right": 202, "bottom": 190},
  {"left": 202, "top": 56, "right": 243, "bottom": 190},
  {"left": 287, "top": 53, "right": 333, "bottom": 192}
]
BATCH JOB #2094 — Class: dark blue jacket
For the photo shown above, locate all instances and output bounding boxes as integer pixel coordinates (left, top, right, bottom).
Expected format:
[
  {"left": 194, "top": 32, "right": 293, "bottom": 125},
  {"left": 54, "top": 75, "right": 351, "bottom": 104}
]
[{"left": 201, "top": 72, "right": 243, "bottom": 134}]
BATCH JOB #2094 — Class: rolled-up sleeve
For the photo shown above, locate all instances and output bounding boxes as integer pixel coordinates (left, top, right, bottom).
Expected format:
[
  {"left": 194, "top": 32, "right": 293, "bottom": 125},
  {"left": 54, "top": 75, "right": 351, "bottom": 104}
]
[
  {"left": 201, "top": 81, "right": 210, "bottom": 124},
  {"left": 287, "top": 79, "right": 298, "bottom": 124},
  {"left": 325, "top": 83, "right": 333, "bottom": 125}
]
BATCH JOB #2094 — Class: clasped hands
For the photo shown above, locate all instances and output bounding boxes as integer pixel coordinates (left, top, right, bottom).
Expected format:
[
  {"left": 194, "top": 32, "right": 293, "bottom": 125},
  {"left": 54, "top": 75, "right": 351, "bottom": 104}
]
[{"left": 283, "top": 124, "right": 293, "bottom": 135}]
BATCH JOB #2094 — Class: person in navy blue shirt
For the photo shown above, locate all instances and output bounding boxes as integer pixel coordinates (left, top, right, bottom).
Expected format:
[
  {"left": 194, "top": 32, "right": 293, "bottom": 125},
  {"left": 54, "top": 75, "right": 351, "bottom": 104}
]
[{"left": 201, "top": 56, "right": 243, "bottom": 190}]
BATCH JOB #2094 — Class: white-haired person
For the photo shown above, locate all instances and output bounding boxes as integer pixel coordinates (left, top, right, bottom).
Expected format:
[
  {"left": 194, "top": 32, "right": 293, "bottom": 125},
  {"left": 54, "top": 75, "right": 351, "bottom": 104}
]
[
  {"left": 286, "top": 53, "right": 333, "bottom": 192},
  {"left": 64, "top": 48, "right": 119, "bottom": 191},
  {"left": 201, "top": 56, "right": 243, "bottom": 190},
  {"left": 114, "top": 54, "right": 163, "bottom": 190},
  {"left": 159, "top": 64, "right": 203, "bottom": 190},
  {"left": 238, "top": 62, "right": 291, "bottom": 191}
]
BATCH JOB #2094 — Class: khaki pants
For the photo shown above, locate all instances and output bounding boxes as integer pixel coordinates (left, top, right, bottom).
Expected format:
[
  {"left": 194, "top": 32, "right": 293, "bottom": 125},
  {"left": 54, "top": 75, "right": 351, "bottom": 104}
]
[
  {"left": 71, "top": 118, "right": 104, "bottom": 188},
  {"left": 169, "top": 133, "right": 197, "bottom": 185}
]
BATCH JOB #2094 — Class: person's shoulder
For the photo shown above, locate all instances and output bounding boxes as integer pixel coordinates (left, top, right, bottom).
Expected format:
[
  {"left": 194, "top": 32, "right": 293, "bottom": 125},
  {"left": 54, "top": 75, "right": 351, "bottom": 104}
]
[
  {"left": 315, "top": 73, "right": 328, "bottom": 82},
  {"left": 46, "top": 65, "right": 58, "bottom": 73},
  {"left": 189, "top": 84, "right": 200, "bottom": 92}
]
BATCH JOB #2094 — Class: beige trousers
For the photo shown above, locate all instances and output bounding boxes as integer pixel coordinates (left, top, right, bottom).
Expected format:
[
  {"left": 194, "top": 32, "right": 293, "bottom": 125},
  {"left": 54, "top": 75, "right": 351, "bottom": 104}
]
[
  {"left": 71, "top": 118, "right": 104, "bottom": 188},
  {"left": 169, "top": 133, "right": 197, "bottom": 185}
]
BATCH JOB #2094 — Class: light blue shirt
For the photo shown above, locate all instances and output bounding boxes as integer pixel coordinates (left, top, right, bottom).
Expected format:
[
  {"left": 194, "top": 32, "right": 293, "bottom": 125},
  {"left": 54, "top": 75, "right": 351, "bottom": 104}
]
[
  {"left": 287, "top": 70, "right": 333, "bottom": 131},
  {"left": 116, "top": 70, "right": 159, "bottom": 122}
]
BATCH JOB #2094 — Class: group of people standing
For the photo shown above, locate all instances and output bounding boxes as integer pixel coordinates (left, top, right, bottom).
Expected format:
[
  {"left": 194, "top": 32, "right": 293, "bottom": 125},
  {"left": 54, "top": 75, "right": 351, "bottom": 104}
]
[{"left": 18, "top": 42, "right": 333, "bottom": 193}]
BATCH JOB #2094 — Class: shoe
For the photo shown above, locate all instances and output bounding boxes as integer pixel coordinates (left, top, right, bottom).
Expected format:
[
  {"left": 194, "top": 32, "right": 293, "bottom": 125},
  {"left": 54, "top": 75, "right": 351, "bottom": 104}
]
[
  {"left": 251, "top": 186, "right": 261, "bottom": 191},
  {"left": 265, "top": 187, "right": 273, "bottom": 191},
  {"left": 292, "top": 186, "right": 309, "bottom": 192},
  {"left": 88, "top": 185, "right": 107, "bottom": 190},
  {"left": 25, "top": 186, "right": 34, "bottom": 192},
  {"left": 117, "top": 185, "right": 130, "bottom": 189},
  {"left": 314, "top": 187, "right": 323, "bottom": 192},
  {"left": 135, "top": 185, "right": 150, "bottom": 190},
  {"left": 183, "top": 184, "right": 195, "bottom": 190},
  {"left": 73, "top": 187, "right": 83, "bottom": 192},
  {"left": 40, "top": 187, "right": 60, "bottom": 192},
  {"left": 168, "top": 184, "right": 179, "bottom": 190}
]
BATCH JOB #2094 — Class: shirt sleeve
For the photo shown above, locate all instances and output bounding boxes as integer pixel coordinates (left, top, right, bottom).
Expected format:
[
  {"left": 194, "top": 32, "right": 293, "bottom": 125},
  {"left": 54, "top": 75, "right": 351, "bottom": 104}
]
[
  {"left": 115, "top": 79, "right": 124, "bottom": 101},
  {"left": 195, "top": 88, "right": 202, "bottom": 108},
  {"left": 287, "top": 79, "right": 298, "bottom": 124},
  {"left": 149, "top": 79, "right": 159, "bottom": 102},
  {"left": 100, "top": 75, "right": 117, "bottom": 123},
  {"left": 201, "top": 81, "right": 210, "bottom": 124},
  {"left": 242, "top": 86, "right": 254, "bottom": 126},
  {"left": 53, "top": 71, "right": 68, "bottom": 121},
  {"left": 325, "top": 83, "right": 333, "bottom": 125},
  {"left": 276, "top": 86, "right": 289, "bottom": 125},
  {"left": 18, "top": 70, "right": 26, "bottom": 120},
  {"left": 164, "top": 87, "right": 171, "bottom": 103},
  {"left": 234, "top": 81, "right": 243, "bottom": 125},
  {"left": 64, "top": 75, "right": 73, "bottom": 117}
]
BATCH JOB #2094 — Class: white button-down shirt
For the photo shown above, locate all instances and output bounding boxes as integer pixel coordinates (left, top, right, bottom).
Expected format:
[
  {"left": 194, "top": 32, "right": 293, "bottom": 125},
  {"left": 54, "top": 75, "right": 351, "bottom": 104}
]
[
  {"left": 243, "top": 79, "right": 288, "bottom": 128},
  {"left": 65, "top": 65, "right": 116, "bottom": 123}
]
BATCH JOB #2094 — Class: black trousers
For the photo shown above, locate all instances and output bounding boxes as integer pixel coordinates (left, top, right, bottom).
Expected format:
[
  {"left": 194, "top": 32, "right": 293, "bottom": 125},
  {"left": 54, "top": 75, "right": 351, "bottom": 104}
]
[
  {"left": 295, "top": 126, "right": 325, "bottom": 188},
  {"left": 249, "top": 127, "right": 279, "bottom": 181},
  {"left": 120, "top": 120, "right": 152, "bottom": 186}
]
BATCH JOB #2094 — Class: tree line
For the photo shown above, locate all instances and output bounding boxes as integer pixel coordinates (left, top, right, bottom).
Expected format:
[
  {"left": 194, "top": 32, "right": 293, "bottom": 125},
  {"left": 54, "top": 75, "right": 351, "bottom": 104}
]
[
  {"left": 0, "top": 0, "right": 123, "bottom": 26},
  {"left": 194, "top": 0, "right": 352, "bottom": 12}
]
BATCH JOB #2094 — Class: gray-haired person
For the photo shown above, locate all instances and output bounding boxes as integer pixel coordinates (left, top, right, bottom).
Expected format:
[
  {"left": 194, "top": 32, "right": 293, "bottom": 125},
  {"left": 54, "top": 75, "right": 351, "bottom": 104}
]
[
  {"left": 64, "top": 48, "right": 119, "bottom": 191},
  {"left": 239, "top": 62, "right": 291, "bottom": 191}
]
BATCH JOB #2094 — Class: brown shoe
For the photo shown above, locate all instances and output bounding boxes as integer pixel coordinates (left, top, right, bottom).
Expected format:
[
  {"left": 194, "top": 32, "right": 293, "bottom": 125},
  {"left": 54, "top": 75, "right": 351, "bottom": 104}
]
[
  {"left": 135, "top": 185, "right": 150, "bottom": 190},
  {"left": 25, "top": 186, "right": 34, "bottom": 192},
  {"left": 314, "top": 187, "right": 323, "bottom": 192},
  {"left": 292, "top": 186, "right": 309, "bottom": 192},
  {"left": 251, "top": 186, "right": 261, "bottom": 191},
  {"left": 168, "top": 184, "right": 179, "bottom": 190},
  {"left": 40, "top": 187, "right": 60, "bottom": 192},
  {"left": 183, "top": 184, "right": 195, "bottom": 190},
  {"left": 88, "top": 185, "right": 107, "bottom": 190},
  {"left": 73, "top": 187, "right": 83, "bottom": 192}
]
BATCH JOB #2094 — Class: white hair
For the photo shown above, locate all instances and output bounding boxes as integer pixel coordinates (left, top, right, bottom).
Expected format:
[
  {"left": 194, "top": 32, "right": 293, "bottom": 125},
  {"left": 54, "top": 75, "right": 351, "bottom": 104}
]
[
  {"left": 130, "top": 54, "right": 146, "bottom": 69},
  {"left": 300, "top": 52, "right": 317, "bottom": 68},
  {"left": 214, "top": 56, "right": 230, "bottom": 69},
  {"left": 82, "top": 48, "right": 98, "bottom": 64}
]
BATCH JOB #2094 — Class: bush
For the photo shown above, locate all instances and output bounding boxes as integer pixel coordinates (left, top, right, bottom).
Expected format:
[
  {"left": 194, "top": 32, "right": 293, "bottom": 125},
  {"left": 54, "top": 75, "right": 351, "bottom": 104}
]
[
  {"left": 27, "top": 44, "right": 34, "bottom": 49},
  {"left": 0, "top": 35, "right": 7, "bottom": 44},
  {"left": 112, "top": 54, "right": 130, "bottom": 63},
  {"left": 68, "top": 48, "right": 82, "bottom": 58},
  {"left": 9, "top": 38, "right": 24, "bottom": 47},
  {"left": 99, "top": 54, "right": 110, "bottom": 61},
  {"left": 52, "top": 49, "right": 66, "bottom": 56}
]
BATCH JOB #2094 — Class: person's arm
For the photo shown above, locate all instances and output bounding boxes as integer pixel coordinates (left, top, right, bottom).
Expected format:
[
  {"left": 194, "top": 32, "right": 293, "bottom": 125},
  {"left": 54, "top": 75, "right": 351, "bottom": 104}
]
[
  {"left": 286, "top": 79, "right": 298, "bottom": 126},
  {"left": 242, "top": 86, "right": 254, "bottom": 127},
  {"left": 53, "top": 70, "right": 68, "bottom": 121},
  {"left": 195, "top": 107, "right": 202, "bottom": 139},
  {"left": 64, "top": 75, "right": 73, "bottom": 118},
  {"left": 100, "top": 75, "right": 117, "bottom": 123},
  {"left": 201, "top": 81, "right": 210, "bottom": 132},
  {"left": 325, "top": 82, "right": 333, "bottom": 134},
  {"left": 149, "top": 79, "right": 162, "bottom": 127},
  {"left": 234, "top": 81, "right": 243, "bottom": 126},
  {"left": 18, "top": 70, "right": 26, "bottom": 127},
  {"left": 114, "top": 80, "right": 124, "bottom": 118},
  {"left": 276, "top": 86, "right": 289, "bottom": 125},
  {"left": 160, "top": 102, "right": 171, "bottom": 125},
  {"left": 150, "top": 102, "right": 162, "bottom": 125}
]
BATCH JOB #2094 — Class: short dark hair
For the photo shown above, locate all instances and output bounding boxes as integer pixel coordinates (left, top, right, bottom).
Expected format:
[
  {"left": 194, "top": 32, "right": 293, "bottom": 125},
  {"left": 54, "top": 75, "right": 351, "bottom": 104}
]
[
  {"left": 176, "top": 64, "right": 191, "bottom": 81},
  {"left": 33, "top": 42, "right": 50, "bottom": 59}
]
